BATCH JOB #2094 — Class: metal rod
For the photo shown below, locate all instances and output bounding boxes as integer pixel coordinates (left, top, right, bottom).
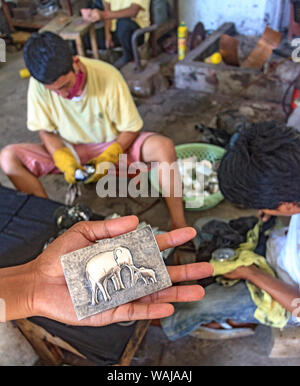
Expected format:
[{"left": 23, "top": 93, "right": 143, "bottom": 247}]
[{"left": 131, "top": 24, "right": 158, "bottom": 72}]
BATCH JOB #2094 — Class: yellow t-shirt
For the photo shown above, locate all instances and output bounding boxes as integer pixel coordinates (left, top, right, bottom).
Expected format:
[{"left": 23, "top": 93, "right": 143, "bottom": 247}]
[
  {"left": 105, "top": 0, "right": 150, "bottom": 32},
  {"left": 27, "top": 57, "right": 143, "bottom": 144}
]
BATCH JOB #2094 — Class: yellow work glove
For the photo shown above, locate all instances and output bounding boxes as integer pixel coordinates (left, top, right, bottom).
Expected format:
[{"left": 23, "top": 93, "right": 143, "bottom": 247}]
[
  {"left": 85, "top": 142, "right": 123, "bottom": 184},
  {"left": 53, "top": 147, "right": 83, "bottom": 184}
]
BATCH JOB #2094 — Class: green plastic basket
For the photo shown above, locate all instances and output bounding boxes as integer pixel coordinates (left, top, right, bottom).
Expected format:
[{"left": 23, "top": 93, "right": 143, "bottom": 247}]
[{"left": 149, "top": 143, "right": 226, "bottom": 211}]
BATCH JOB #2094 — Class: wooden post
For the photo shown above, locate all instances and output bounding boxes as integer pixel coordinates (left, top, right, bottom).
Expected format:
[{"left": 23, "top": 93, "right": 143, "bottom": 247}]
[
  {"left": 173, "top": 0, "right": 179, "bottom": 26},
  {"left": 75, "top": 35, "right": 85, "bottom": 57},
  {"left": 16, "top": 318, "right": 150, "bottom": 366},
  {"left": 89, "top": 25, "right": 99, "bottom": 59},
  {"left": 1, "top": 0, "right": 15, "bottom": 33},
  {"left": 16, "top": 319, "right": 64, "bottom": 366},
  {"left": 150, "top": 0, "right": 157, "bottom": 57},
  {"left": 117, "top": 320, "right": 151, "bottom": 366}
]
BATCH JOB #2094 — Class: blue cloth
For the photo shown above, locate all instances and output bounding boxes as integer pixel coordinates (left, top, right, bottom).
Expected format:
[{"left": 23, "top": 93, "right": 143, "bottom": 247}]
[
  {"left": 90, "top": 0, "right": 104, "bottom": 10},
  {"left": 161, "top": 281, "right": 300, "bottom": 341}
]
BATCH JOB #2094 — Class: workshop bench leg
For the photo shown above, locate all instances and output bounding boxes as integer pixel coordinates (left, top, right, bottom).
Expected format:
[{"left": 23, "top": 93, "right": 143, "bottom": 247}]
[
  {"left": 75, "top": 36, "right": 86, "bottom": 57},
  {"left": 89, "top": 25, "right": 99, "bottom": 60}
]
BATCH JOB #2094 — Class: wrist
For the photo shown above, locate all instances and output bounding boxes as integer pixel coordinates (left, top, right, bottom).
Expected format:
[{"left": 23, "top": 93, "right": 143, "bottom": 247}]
[
  {"left": 103, "top": 10, "right": 111, "bottom": 19},
  {"left": 0, "top": 261, "right": 36, "bottom": 321},
  {"left": 242, "top": 264, "right": 260, "bottom": 281}
]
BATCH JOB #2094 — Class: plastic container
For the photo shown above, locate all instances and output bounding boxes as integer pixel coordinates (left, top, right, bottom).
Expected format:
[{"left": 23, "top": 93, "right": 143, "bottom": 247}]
[
  {"left": 178, "top": 22, "right": 188, "bottom": 61},
  {"left": 149, "top": 143, "right": 226, "bottom": 211}
]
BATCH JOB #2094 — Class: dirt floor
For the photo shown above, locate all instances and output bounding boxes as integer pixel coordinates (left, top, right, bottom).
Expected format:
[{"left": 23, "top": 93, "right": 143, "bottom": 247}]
[{"left": 1, "top": 51, "right": 300, "bottom": 366}]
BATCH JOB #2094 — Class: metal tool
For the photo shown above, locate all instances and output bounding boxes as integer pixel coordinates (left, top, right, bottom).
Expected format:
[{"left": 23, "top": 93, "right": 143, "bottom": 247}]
[
  {"left": 75, "top": 164, "right": 95, "bottom": 182},
  {"left": 54, "top": 203, "right": 93, "bottom": 230}
]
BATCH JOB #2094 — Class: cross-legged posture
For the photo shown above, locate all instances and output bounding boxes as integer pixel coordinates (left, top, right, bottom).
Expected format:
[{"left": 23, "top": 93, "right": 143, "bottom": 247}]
[
  {"left": 160, "top": 122, "right": 300, "bottom": 340},
  {"left": 0, "top": 32, "right": 187, "bottom": 230},
  {"left": 82, "top": 0, "right": 150, "bottom": 68}
]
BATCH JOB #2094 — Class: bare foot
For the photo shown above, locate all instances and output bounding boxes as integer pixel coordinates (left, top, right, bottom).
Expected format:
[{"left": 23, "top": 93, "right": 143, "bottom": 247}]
[
  {"left": 202, "top": 321, "right": 224, "bottom": 329},
  {"left": 202, "top": 319, "right": 256, "bottom": 330}
]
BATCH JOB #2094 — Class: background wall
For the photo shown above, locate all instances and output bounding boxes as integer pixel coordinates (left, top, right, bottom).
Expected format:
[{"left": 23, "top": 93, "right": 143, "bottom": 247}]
[{"left": 178, "top": 0, "right": 290, "bottom": 35}]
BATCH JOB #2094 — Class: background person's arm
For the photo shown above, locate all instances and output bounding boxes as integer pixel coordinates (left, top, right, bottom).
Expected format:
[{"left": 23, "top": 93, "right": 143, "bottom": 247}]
[
  {"left": 39, "top": 130, "right": 65, "bottom": 156},
  {"left": 103, "top": 3, "right": 142, "bottom": 19},
  {"left": 116, "top": 131, "right": 140, "bottom": 153},
  {"left": 224, "top": 265, "right": 300, "bottom": 316},
  {"left": 83, "top": 3, "right": 142, "bottom": 23}
]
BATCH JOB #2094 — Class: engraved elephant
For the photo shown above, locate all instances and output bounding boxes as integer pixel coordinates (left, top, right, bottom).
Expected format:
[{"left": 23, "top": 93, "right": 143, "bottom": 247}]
[
  {"left": 85, "top": 246, "right": 135, "bottom": 304},
  {"left": 134, "top": 267, "right": 157, "bottom": 285}
]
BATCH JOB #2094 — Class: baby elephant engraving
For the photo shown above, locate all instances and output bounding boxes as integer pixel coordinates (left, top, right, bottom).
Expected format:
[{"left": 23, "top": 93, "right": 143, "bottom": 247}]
[
  {"left": 134, "top": 267, "right": 157, "bottom": 285},
  {"left": 86, "top": 246, "right": 135, "bottom": 304}
]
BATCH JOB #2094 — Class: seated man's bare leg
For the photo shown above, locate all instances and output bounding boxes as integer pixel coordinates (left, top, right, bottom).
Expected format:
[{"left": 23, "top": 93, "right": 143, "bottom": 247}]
[
  {"left": 141, "top": 134, "right": 188, "bottom": 230},
  {"left": 0, "top": 145, "right": 48, "bottom": 198}
]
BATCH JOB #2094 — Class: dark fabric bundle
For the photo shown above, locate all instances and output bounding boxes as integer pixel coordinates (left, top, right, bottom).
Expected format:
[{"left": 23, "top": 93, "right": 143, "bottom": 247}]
[{"left": 196, "top": 217, "right": 259, "bottom": 263}]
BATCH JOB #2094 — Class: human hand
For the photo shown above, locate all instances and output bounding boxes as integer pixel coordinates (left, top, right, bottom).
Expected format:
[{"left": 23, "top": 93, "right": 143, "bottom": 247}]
[
  {"left": 223, "top": 264, "right": 257, "bottom": 281},
  {"left": 29, "top": 216, "right": 213, "bottom": 326},
  {"left": 258, "top": 210, "right": 272, "bottom": 223},
  {"left": 85, "top": 142, "right": 123, "bottom": 184},
  {"left": 52, "top": 147, "right": 83, "bottom": 184},
  {"left": 81, "top": 8, "right": 103, "bottom": 22}
]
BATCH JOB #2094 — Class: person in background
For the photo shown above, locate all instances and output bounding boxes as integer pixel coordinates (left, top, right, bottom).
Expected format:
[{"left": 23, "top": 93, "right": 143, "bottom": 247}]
[
  {"left": 82, "top": 0, "right": 108, "bottom": 51},
  {"left": 81, "top": 0, "right": 150, "bottom": 68},
  {"left": 0, "top": 32, "right": 188, "bottom": 231},
  {"left": 160, "top": 122, "right": 300, "bottom": 340}
]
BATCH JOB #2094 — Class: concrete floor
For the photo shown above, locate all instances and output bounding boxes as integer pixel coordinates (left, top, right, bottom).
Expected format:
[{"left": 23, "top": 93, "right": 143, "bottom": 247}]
[{"left": 1, "top": 51, "right": 300, "bottom": 366}]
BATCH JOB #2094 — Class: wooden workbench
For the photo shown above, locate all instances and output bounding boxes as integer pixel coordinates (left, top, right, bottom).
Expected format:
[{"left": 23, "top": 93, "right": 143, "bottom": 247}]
[
  {"left": 0, "top": 0, "right": 73, "bottom": 32},
  {"left": 39, "top": 15, "right": 101, "bottom": 59}
]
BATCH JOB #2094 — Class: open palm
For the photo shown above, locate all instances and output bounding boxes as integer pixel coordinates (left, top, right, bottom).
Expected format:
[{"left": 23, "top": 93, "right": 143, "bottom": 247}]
[{"left": 30, "top": 216, "right": 213, "bottom": 326}]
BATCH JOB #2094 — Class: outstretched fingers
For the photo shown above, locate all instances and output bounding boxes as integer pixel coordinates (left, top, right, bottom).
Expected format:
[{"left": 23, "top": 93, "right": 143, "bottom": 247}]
[
  {"left": 87, "top": 302, "right": 176, "bottom": 326},
  {"left": 156, "top": 227, "right": 197, "bottom": 251},
  {"left": 168, "top": 262, "right": 214, "bottom": 284},
  {"left": 136, "top": 262, "right": 213, "bottom": 305},
  {"left": 137, "top": 284, "right": 205, "bottom": 305}
]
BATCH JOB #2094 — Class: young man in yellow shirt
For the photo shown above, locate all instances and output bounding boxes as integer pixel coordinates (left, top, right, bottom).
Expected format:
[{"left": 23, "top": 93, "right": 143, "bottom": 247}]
[
  {"left": 82, "top": 0, "right": 150, "bottom": 68},
  {"left": 0, "top": 32, "right": 187, "bottom": 231}
]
